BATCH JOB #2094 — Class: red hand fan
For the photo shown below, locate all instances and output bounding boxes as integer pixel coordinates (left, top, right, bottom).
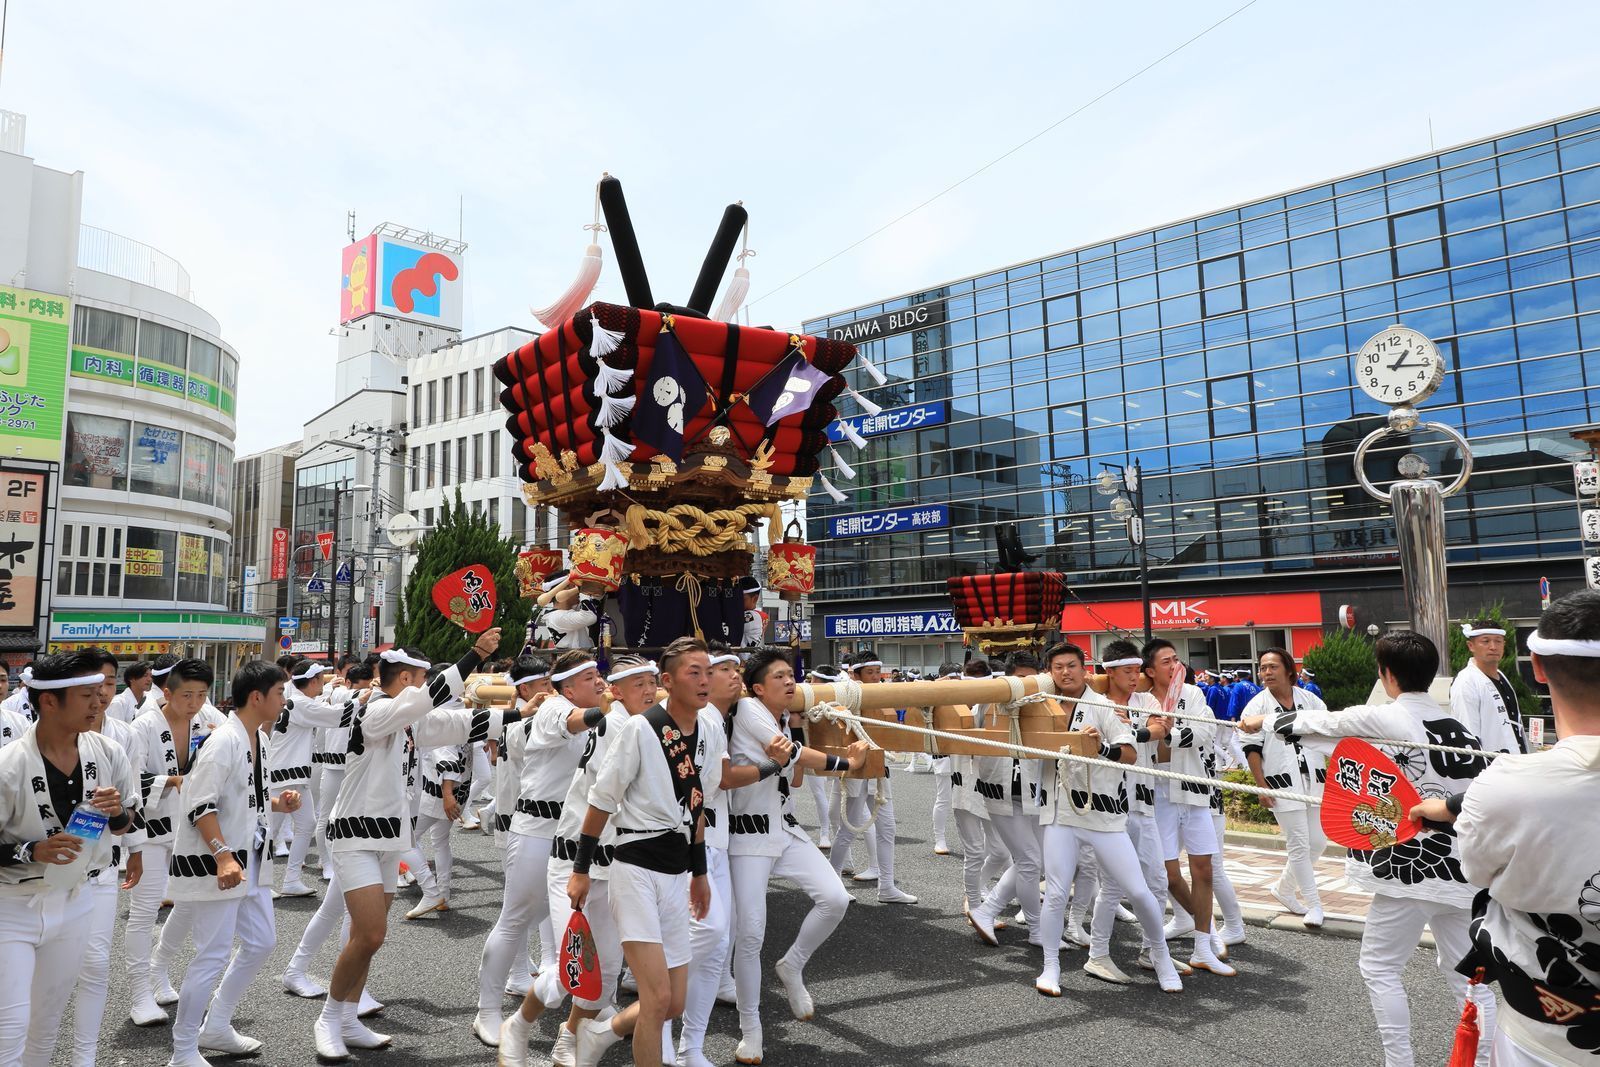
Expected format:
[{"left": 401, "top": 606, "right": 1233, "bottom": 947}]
[
  {"left": 1163, "top": 663, "right": 1187, "bottom": 716},
  {"left": 559, "top": 907, "right": 602, "bottom": 1001},
  {"left": 431, "top": 564, "right": 498, "bottom": 633},
  {"left": 1319, "top": 737, "right": 1423, "bottom": 850}
]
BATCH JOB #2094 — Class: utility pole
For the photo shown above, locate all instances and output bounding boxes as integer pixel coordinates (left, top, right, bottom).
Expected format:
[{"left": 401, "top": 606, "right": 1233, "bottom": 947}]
[{"left": 327, "top": 486, "right": 341, "bottom": 663}]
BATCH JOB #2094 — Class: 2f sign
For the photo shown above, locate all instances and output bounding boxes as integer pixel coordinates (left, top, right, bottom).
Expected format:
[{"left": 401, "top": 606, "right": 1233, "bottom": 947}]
[
  {"left": 1584, "top": 509, "right": 1600, "bottom": 544},
  {"left": 4, "top": 476, "right": 41, "bottom": 502},
  {"left": 1577, "top": 462, "right": 1600, "bottom": 498}
]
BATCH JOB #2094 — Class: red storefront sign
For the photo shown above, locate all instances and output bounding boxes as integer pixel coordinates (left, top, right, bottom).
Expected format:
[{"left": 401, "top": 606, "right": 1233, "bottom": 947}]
[
  {"left": 1060, "top": 590, "right": 1323, "bottom": 633},
  {"left": 270, "top": 527, "right": 289, "bottom": 581}
]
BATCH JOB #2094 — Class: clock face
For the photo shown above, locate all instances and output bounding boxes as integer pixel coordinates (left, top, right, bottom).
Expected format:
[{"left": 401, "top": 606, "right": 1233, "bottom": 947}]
[{"left": 1356, "top": 326, "right": 1445, "bottom": 406}]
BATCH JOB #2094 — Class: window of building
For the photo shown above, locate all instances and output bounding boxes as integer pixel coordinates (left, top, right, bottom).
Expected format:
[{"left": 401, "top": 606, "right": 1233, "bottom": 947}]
[
  {"left": 440, "top": 439, "right": 451, "bottom": 485},
  {"left": 64, "top": 413, "right": 130, "bottom": 490},
  {"left": 189, "top": 337, "right": 222, "bottom": 383},
  {"left": 458, "top": 373, "right": 468, "bottom": 417},
  {"left": 425, "top": 507, "right": 434, "bottom": 529},
  {"left": 220, "top": 352, "right": 238, "bottom": 393},
  {"left": 1048, "top": 403, "right": 1087, "bottom": 461},
  {"left": 410, "top": 446, "right": 421, "bottom": 492},
  {"left": 412, "top": 384, "right": 422, "bottom": 430},
  {"left": 138, "top": 320, "right": 188, "bottom": 369},
  {"left": 442, "top": 376, "right": 453, "bottom": 421},
  {"left": 488, "top": 498, "right": 499, "bottom": 527},
  {"left": 1389, "top": 206, "right": 1448, "bottom": 277},
  {"left": 124, "top": 526, "right": 177, "bottom": 601},
  {"left": 1044, "top": 294, "right": 1079, "bottom": 348},
  {"left": 1200, "top": 254, "right": 1246, "bottom": 317},
  {"left": 182, "top": 434, "right": 216, "bottom": 507},
  {"left": 130, "top": 422, "right": 183, "bottom": 496},
  {"left": 427, "top": 380, "right": 437, "bottom": 424},
  {"left": 472, "top": 433, "right": 483, "bottom": 480},
  {"left": 215, "top": 444, "right": 233, "bottom": 512},
  {"left": 474, "top": 368, "right": 486, "bottom": 413},
  {"left": 489, "top": 431, "right": 501, "bottom": 478},
  {"left": 55, "top": 522, "right": 124, "bottom": 599},
  {"left": 511, "top": 501, "right": 527, "bottom": 542},
  {"left": 426, "top": 442, "right": 436, "bottom": 489},
  {"left": 457, "top": 438, "right": 467, "bottom": 484},
  {"left": 1207, "top": 375, "right": 1254, "bottom": 437},
  {"left": 72, "top": 305, "right": 137, "bottom": 354}
]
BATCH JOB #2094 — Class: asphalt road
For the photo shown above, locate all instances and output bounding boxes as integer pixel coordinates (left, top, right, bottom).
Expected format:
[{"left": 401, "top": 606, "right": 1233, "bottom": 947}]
[{"left": 86, "top": 771, "right": 1460, "bottom": 1066}]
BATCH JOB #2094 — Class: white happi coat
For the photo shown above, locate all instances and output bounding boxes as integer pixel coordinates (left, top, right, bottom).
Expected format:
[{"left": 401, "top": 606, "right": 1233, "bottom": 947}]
[
  {"left": 267, "top": 681, "right": 353, "bottom": 788},
  {"left": 0, "top": 706, "right": 29, "bottom": 749},
  {"left": 1455, "top": 735, "right": 1600, "bottom": 1061},
  {"left": 1281, "top": 693, "right": 1489, "bottom": 906},
  {"left": 1157, "top": 683, "right": 1216, "bottom": 808},
  {"left": 1041, "top": 687, "right": 1136, "bottom": 832},
  {"left": 418, "top": 742, "right": 469, "bottom": 820},
  {"left": 549, "top": 702, "right": 632, "bottom": 878},
  {"left": 508, "top": 693, "right": 591, "bottom": 839},
  {"left": 726, "top": 697, "right": 807, "bottom": 858},
  {"left": 0, "top": 725, "right": 138, "bottom": 895},
  {"left": 1239, "top": 687, "right": 1328, "bottom": 813},
  {"left": 1449, "top": 660, "right": 1527, "bottom": 755},
  {"left": 105, "top": 686, "right": 142, "bottom": 724},
  {"left": 168, "top": 714, "right": 273, "bottom": 903},
  {"left": 129, "top": 703, "right": 227, "bottom": 848},
  {"left": 325, "top": 662, "right": 517, "bottom": 855}
]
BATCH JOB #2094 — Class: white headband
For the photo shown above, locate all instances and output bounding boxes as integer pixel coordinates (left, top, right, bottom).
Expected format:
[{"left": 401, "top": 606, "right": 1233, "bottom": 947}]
[
  {"left": 709, "top": 654, "right": 742, "bottom": 668},
  {"left": 27, "top": 672, "right": 110, "bottom": 691},
  {"left": 379, "top": 649, "right": 430, "bottom": 669},
  {"left": 853, "top": 660, "right": 883, "bottom": 670},
  {"left": 607, "top": 661, "right": 659, "bottom": 683},
  {"left": 942, "top": 672, "right": 962, "bottom": 679},
  {"left": 150, "top": 664, "right": 174, "bottom": 678},
  {"left": 1462, "top": 625, "right": 1506, "bottom": 638},
  {"left": 18, "top": 667, "right": 32, "bottom": 686},
  {"left": 1100, "top": 657, "right": 1143, "bottom": 669},
  {"left": 293, "top": 663, "right": 330, "bottom": 681},
  {"left": 1527, "top": 634, "right": 1600, "bottom": 658},
  {"left": 509, "top": 672, "right": 548, "bottom": 687},
  {"left": 809, "top": 669, "right": 840, "bottom": 681},
  {"left": 551, "top": 660, "right": 598, "bottom": 684},
  {"left": 965, "top": 671, "right": 994, "bottom": 680}
]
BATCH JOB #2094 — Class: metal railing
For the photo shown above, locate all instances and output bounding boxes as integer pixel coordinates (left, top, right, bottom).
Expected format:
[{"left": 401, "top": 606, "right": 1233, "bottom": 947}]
[{"left": 77, "top": 225, "right": 193, "bottom": 301}]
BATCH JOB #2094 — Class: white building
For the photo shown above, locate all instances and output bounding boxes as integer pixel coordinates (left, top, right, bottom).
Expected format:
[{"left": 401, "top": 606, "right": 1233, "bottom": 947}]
[{"left": 0, "top": 111, "right": 262, "bottom": 682}]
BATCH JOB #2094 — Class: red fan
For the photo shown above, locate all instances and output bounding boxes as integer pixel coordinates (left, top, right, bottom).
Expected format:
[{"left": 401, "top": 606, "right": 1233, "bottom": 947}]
[
  {"left": 431, "top": 564, "right": 498, "bottom": 633},
  {"left": 559, "top": 908, "right": 602, "bottom": 1001},
  {"left": 1319, "top": 738, "right": 1423, "bottom": 850}
]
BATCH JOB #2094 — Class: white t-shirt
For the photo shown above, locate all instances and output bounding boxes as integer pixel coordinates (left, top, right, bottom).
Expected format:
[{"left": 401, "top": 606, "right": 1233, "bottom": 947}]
[{"left": 589, "top": 706, "right": 726, "bottom": 870}]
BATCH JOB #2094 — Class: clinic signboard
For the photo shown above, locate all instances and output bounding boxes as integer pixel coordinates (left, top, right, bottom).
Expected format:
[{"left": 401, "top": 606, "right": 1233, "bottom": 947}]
[{"left": 0, "top": 286, "right": 70, "bottom": 463}]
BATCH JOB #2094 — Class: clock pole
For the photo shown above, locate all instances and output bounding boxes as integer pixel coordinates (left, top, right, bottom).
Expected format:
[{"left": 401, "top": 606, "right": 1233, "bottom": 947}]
[{"left": 1351, "top": 325, "right": 1473, "bottom": 678}]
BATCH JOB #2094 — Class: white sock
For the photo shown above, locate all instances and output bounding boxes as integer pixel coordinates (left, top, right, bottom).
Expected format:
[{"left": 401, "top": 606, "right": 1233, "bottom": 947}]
[{"left": 319, "top": 996, "right": 344, "bottom": 1026}]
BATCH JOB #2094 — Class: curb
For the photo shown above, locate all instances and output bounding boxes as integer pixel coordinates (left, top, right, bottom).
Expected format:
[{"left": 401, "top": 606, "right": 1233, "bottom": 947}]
[{"left": 1224, "top": 827, "right": 1347, "bottom": 860}]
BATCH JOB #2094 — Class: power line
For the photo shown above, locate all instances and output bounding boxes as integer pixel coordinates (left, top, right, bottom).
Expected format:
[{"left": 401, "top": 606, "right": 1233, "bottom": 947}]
[{"left": 746, "top": 0, "right": 1264, "bottom": 310}]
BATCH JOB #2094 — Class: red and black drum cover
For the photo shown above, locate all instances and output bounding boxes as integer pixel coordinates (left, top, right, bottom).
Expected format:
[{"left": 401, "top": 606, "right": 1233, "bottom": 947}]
[{"left": 947, "top": 572, "right": 1067, "bottom": 630}]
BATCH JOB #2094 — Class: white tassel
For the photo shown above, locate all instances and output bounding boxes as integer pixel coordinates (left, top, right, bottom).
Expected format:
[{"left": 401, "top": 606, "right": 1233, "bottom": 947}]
[
  {"left": 597, "top": 461, "right": 630, "bottom": 492},
  {"left": 600, "top": 431, "right": 635, "bottom": 464},
  {"left": 848, "top": 388, "right": 882, "bottom": 417},
  {"left": 594, "top": 360, "right": 633, "bottom": 395},
  {"left": 531, "top": 244, "right": 603, "bottom": 329},
  {"left": 857, "top": 358, "right": 887, "bottom": 386},
  {"left": 838, "top": 419, "right": 868, "bottom": 450},
  {"left": 588, "top": 312, "right": 624, "bottom": 357},
  {"left": 830, "top": 447, "right": 856, "bottom": 481},
  {"left": 817, "top": 473, "right": 847, "bottom": 503},
  {"left": 713, "top": 265, "right": 750, "bottom": 322},
  {"left": 596, "top": 392, "right": 636, "bottom": 429}
]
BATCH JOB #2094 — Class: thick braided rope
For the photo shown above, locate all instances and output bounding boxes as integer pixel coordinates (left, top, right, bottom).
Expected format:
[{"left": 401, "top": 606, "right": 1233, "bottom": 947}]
[
  {"left": 806, "top": 676, "right": 888, "bottom": 834},
  {"left": 623, "top": 502, "right": 780, "bottom": 556},
  {"left": 808, "top": 704, "right": 1320, "bottom": 806},
  {"left": 1045, "top": 683, "right": 1500, "bottom": 761}
]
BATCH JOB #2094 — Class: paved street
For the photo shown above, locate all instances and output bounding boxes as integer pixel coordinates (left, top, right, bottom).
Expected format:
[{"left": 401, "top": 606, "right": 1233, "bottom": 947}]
[{"left": 88, "top": 771, "right": 1462, "bottom": 1066}]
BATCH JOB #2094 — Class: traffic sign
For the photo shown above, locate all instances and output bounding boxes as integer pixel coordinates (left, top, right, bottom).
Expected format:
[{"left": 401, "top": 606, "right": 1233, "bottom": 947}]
[
  {"left": 279, "top": 636, "right": 293, "bottom": 650},
  {"left": 306, "top": 577, "right": 327, "bottom": 595},
  {"left": 279, "top": 616, "right": 300, "bottom": 633},
  {"left": 335, "top": 562, "right": 353, "bottom": 584},
  {"left": 317, "top": 531, "right": 334, "bottom": 560}
]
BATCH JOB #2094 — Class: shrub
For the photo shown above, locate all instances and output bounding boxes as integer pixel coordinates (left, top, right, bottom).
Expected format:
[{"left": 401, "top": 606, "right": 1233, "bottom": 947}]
[
  {"left": 1221, "top": 768, "right": 1276, "bottom": 827},
  {"left": 1301, "top": 628, "right": 1378, "bottom": 710},
  {"left": 1447, "top": 601, "right": 1540, "bottom": 709}
]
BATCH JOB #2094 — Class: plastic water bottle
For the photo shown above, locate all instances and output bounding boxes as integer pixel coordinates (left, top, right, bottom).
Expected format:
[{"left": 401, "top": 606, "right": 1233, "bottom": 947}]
[{"left": 43, "top": 802, "right": 107, "bottom": 890}]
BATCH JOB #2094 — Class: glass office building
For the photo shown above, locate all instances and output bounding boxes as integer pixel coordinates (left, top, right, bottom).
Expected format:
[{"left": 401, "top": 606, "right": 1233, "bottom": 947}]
[{"left": 802, "top": 108, "right": 1600, "bottom": 673}]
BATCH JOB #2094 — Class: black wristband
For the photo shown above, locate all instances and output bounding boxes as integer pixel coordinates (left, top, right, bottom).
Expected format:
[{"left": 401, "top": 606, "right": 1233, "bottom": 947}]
[
  {"left": 1103, "top": 744, "right": 1124, "bottom": 762},
  {"left": 108, "top": 811, "right": 131, "bottom": 832},
  {"left": 501, "top": 710, "right": 522, "bottom": 727},
  {"left": 581, "top": 706, "right": 606, "bottom": 729},
  {"left": 789, "top": 726, "right": 806, "bottom": 745},
  {"left": 757, "top": 758, "right": 781, "bottom": 780},
  {"left": 1445, "top": 790, "right": 1466, "bottom": 817},
  {"left": 572, "top": 833, "right": 600, "bottom": 874},
  {"left": 1135, "top": 727, "right": 1152, "bottom": 744},
  {"left": 824, "top": 753, "right": 849, "bottom": 772},
  {"left": 690, "top": 840, "right": 707, "bottom": 877}
]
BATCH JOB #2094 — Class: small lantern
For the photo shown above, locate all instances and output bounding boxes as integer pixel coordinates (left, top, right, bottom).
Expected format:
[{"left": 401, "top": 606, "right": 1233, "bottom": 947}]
[
  {"left": 767, "top": 520, "right": 816, "bottom": 602},
  {"left": 515, "top": 545, "right": 564, "bottom": 598},
  {"left": 569, "top": 513, "right": 628, "bottom": 595}
]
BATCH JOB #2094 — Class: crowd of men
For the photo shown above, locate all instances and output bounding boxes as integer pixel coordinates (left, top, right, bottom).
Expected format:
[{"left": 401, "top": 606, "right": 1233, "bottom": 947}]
[{"left": 0, "top": 595, "right": 1590, "bottom": 1066}]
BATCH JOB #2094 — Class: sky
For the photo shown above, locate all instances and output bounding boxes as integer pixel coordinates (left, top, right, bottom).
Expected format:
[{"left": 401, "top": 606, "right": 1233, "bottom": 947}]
[{"left": 4, "top": 1, "right": 1598, "bottom": 455}]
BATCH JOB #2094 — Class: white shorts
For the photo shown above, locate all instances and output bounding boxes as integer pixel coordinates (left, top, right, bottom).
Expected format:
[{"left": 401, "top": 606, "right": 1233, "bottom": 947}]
[
  {"left": 607, "top": 860, "right": 692, "bottom": 969},
  {"left": 331, "top": 849, "right": 403, "bottom": 893},
  {"left": 1154, "top": 799, "right": 1218, "bottom": 861}
]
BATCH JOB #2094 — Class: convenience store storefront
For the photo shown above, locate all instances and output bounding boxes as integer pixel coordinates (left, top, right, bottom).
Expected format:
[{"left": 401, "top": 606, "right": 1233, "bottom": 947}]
[
  {"left": 49, "top": 609, "right": 271, "bottom": 703},
  {"left": 1060, "top": 591, "right": 1326, "bottom": 675}
]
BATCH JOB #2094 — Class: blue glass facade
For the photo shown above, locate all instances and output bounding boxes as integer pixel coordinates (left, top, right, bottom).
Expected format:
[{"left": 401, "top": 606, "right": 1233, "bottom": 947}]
[{"left": 803, "top": 109, "right": 1600, "bottom": 664}]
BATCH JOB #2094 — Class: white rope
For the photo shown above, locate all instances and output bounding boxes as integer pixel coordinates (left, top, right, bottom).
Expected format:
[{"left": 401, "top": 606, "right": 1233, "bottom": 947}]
[
  {"left": 806, "top": 703, "right": 1320, "bottom": 806},
  {"left": 807, "top": 676, "right": 888, "bottom": 835}
]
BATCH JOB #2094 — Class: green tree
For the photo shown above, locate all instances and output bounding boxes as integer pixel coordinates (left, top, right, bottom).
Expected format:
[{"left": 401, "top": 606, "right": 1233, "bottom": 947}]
[
  {"left": 393, "top": 490, "right": 531, "bottom": 663},
  {"left": 1301, "top": 629, "right": 1378, "bottom": 710},
  {"left": 1447, "top": 600, "right": 1539, "bottom": 709}
]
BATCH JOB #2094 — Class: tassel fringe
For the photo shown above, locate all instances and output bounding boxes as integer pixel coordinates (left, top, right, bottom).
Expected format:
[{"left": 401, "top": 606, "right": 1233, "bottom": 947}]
[
  {"left": 596, "top": 392, "right": 636, "bottom": 429},
  {"left": 597, "top": 461, "right": 630, "bottom": 492},
  {"left": 818, "top": 473, "right": 847, "bottom": 502},
  {"left": 830, "top": 447, "right": 857, "bottom": 481},
  {"left": 848, "top": 388, "right": 883, "bottom": 417},
  {"left": 857, "top": 358, "right": 887, "bottom": 386},
  {"left": 594, "top": 360, "right": 633, "bottom": 396},
  {"left": 588, "top": 312, "right": 624, "bottom": 357},
  {"left": 531, "top": 244, "right": 603, "bottom": 329},
  {"left": 839, "top": 420, "right": 868, "bottom": 450},
  {"left": 713, "top": 265, "right": 751, "bottom": 322},
  {"left": 600, "top": 432, "right": 635, "bottom": 464}
]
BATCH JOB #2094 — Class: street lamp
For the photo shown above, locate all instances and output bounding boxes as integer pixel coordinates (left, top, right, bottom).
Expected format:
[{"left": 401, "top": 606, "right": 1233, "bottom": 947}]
[{"left": 1100, "top": 458, "right": 1151, "bottom": 644}]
